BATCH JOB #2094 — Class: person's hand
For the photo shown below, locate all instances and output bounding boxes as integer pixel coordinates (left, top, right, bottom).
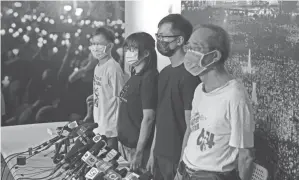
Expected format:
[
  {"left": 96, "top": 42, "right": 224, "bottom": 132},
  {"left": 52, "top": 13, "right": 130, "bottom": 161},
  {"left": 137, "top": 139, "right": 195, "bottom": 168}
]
[
  {"left": 86, "top": 94, "right": 93, "bottom": 104},
  {"left": 86, "top": 94, "right": 93, "bottom": 117},
  {"left": 174, "top": 171, "right": 183, "bottom": 180},
  {"left": 130, "top": 151, "right": 143, "bottom": 171},
  {"left": 146, "top": 154, "right": 154, "bottom": 174}
]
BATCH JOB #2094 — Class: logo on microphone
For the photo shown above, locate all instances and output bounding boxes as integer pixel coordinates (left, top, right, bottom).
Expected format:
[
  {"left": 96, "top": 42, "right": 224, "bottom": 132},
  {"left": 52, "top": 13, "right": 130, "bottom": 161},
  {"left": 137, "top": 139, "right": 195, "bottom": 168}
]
[
  {"left": 97, "top": 161, "right": 112, "bottom": 172},
  {"left": 123, "top": 172, "right": 139, "bottom": 180},
  {"left": 85, "top": 167, "right": 99, "bottom": 179},
  {"left": 93, "top": 134, "right": 102, "bottom": 143},
  {"left": 82, "top": 151, "right": 98, "bottom": 167},
  {"left": 104, "top": 170, "right": 122, "bottom": 180},
  {"left": 77, "top": 126, "right": 87, "bottom": 136},
  {"left": 104, "top": 149, "right": 117, "bottom": 161},
  {"left": 68, "top": 121, "right": 79, "bottom": 129}
]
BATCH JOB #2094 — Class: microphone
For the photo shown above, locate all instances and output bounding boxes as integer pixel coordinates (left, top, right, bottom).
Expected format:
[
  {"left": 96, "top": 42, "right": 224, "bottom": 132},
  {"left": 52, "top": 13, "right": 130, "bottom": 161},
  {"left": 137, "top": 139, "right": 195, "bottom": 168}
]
[
  {"left": 81, "top": 140, "right": 107, "bottom": 167},
  {"left": 85, "top": 159, "right": 118, "bottom": 180},
  {"left": 104, "top": 169, "right": 122, "bottom": 180},
  {"left": 97, "top": 146, "right": 111, "bottom": 159},
  {"left": 138, "top": 171, "right": 153, "bottom": 180},
  {"left": 97, "top": 159, "right": 118, "bottom": 173},
  {"left": 63, "top": 128, "right": 100, "bottom": 161},
  {"left": 117, "top": 168, "right": 129, "bottom": 178},
  {"left": 85, "top": 167, "right": 101, "bottom": 180},
  {"left": 103, "top": 149, "right": 121, "bottom": 162},
  {"left": 77, "top": 123, "right": 99, "bottom": 144},
  {"left": 55, "top": 137, "right": 93, "bottom": 171},
  {"left": 123, "top": 172, "right": 140, "bottom": 180}
]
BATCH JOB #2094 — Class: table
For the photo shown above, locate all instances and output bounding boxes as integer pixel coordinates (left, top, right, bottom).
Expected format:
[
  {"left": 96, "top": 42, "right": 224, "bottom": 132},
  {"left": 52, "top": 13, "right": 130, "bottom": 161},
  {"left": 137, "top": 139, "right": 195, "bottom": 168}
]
[
  {"left": 1, "top": 122, "right": 68, "bottom": 180},
  {"left": 1, "top": 122, "right": 130, "bottom": 180}
]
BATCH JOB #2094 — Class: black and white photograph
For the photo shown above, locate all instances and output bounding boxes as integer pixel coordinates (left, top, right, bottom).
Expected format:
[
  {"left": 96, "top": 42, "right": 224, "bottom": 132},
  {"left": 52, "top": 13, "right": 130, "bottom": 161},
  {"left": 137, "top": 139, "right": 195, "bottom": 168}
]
[{"left": 1, "top": 1, "right": 298, "bottom": 180}]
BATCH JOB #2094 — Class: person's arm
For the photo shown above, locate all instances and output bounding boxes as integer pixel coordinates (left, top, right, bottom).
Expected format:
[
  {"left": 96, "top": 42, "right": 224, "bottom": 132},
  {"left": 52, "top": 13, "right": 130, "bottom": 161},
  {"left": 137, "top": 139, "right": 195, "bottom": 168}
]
[
  {"left": 180, "top": 75, "right": 200, "bottom": 160},
  {"left": 181, "top": 110, "right": 191, "bottom": 160},
  {"left": 57, "top": 46, "right": 71, "bottom": 81},
  {"left": 68, "top": 54, "right": 98, "bottom": 83},
  {"left": 135, "top": 72, "right": 158, "bottom": 155},
  {"left": 229, "top": 99, "right": 255, "bottom": 180},
  {"left": 136, "top": 109, "right": 155, "bottom": 154},
  {"left": 83, "top": 94, "right": 94, "bottom": 123},
  {"left": 108, "top": 66, "right": 125, "bottom": 122},
  {"left": 238, "top": 148, "right": 255, "bottom": 180}
]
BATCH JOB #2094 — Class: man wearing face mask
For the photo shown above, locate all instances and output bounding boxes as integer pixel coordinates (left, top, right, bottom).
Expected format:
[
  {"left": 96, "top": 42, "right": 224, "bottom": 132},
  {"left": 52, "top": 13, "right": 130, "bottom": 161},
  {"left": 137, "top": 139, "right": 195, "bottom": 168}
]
[
  {"left": 84, "top": 27, "right": 125, "bottom": 150},
  {"left": 146, "top": 14, "right": 201, "bottom": 180},
  {"left": 175, "top": 24, "right": 255, "bottom": 180}
]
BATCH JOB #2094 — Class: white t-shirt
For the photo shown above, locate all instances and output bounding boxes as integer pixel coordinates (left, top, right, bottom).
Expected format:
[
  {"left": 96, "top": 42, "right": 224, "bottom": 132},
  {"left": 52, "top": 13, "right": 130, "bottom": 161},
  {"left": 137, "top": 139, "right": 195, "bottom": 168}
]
[
  {"left": 183, "top": 79, "right": 255, "bottom": 172},
  {"left": 93, "top": 58, "right": 125, "bottom": 137}
]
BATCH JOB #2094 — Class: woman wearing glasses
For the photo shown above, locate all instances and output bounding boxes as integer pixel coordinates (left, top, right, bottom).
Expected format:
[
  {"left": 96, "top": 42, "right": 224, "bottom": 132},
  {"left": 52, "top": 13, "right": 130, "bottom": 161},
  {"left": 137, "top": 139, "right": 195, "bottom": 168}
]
[{"left": 117, "top": 32, "right": 158, "bottom": 172}]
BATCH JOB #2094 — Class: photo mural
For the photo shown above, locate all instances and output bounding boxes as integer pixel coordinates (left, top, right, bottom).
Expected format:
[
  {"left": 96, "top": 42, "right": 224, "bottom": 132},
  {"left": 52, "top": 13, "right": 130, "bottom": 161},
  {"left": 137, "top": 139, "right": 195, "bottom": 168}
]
[{"left": 181, "top": 1, "right": 299, "bottom": 180}]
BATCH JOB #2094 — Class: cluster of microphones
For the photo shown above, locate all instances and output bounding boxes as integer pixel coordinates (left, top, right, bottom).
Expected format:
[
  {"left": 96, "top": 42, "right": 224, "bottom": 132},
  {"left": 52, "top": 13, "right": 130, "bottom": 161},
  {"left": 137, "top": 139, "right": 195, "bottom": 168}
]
[{"left": 46, "top": 120, "right": 152, "bottom": 180}]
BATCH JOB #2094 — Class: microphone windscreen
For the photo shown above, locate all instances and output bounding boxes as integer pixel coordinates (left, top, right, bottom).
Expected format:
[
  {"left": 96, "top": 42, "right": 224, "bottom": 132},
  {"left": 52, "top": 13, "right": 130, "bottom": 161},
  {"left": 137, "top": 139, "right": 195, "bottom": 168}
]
[
  {"left": 90, "top": 141, "right": 106, "bottom": 154},
  {"left": 138, "top": 171, "right": 152, "bottom": 180},
  {"left": 64, "top": 138, "right": 84, "bottom": 160}
]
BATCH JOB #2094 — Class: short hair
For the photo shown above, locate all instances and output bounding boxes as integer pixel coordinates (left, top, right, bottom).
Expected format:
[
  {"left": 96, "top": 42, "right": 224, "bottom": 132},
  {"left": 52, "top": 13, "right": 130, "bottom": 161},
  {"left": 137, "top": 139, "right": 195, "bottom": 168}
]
[
  {"left": 194, "top": 24, "right": 231, "bottom": 63},
  {"left": 35, "top": 106, "right": 56, "bottom": 123},
  {"left": 158, "top": 14, "right": 193, "bottom": 43},
  {"left": 93, "top": 27, "right": 115, "bottom": 43},
  {"left": 123, "top": 32, "right": 157, "bottom": 75}
]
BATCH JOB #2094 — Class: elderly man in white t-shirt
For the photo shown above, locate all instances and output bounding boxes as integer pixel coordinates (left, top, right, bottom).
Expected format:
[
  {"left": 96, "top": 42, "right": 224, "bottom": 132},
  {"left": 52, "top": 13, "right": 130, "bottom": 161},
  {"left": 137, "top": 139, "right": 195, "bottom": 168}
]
[{"left": 175, "top": 24, "right": 255, "bottom": 180}]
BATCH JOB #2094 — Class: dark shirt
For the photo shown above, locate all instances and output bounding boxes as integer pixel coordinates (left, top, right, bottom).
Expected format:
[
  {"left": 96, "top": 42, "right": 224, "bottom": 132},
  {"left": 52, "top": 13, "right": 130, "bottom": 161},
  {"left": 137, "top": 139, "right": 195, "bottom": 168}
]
[
  {"left": 154, "top": 64, "right": 201, "bottom": 162},
  {"left": 118, "top": 69, "right": 159, "bottom": 148}
]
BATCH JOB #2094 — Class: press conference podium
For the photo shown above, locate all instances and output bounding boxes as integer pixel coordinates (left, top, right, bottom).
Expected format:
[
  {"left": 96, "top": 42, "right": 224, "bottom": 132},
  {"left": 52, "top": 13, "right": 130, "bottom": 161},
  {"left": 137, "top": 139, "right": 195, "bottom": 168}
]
[{"left": 1, "top": 122, "right": 129, "bottom": 180}]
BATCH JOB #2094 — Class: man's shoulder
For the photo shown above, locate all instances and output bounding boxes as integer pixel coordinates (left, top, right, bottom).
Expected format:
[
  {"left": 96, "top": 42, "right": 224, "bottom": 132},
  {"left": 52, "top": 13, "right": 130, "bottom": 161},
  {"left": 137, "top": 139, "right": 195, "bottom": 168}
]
[
  {"left": 159, "top": 64, "right": 172, "bottom": 74},
  {"left": 106, "top": 59, "right": 123, "bottom": 73}
]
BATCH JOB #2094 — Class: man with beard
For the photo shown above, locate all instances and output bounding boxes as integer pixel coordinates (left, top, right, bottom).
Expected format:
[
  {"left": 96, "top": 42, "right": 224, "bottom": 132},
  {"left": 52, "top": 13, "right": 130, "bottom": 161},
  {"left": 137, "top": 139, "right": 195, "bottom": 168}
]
[{"left": 146, "top": 14, "right": 200, "bottom": 180}]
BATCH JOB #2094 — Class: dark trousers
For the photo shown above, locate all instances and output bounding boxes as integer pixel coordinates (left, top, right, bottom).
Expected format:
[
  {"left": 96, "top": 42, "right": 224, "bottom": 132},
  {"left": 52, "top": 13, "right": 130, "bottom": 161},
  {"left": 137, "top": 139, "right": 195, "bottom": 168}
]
[
  {"left": 153, "top": 155, "right": 179, "bottom": 180},
  {"left": 177, "top": 161, "right": 241, "bottom": 180}
]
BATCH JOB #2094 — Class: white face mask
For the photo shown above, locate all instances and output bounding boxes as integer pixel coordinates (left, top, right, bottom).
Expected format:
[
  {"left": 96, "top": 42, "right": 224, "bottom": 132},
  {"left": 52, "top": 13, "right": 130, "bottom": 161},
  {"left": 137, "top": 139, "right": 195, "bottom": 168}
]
[
  {"left": 125, "top": 51, "right": 139, "bottom": 65},
  {"left": 89, "top": 45, "right": 106, "bottom": 60},
  {"left": 184, "top": 49, "right": 217, "bottom": 76}
]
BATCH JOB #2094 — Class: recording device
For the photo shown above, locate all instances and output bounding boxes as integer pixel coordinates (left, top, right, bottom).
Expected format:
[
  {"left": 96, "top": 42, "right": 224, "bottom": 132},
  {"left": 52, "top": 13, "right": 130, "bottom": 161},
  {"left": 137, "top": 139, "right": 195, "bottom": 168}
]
[
  {"left": 58, "top": 134, "right": 107, "bottom": 179},
  {"left": 85, "top": 159, "right": 118, "bottom": 179},
  {"left": 104, "top": 169, "right": 122, "bottom": 180},
  {"left": 60, "top": 123, "right": 100, "bottom": 162},
  {"left": 138, "top": 171, "right": 153, "bottom": 180},
  {"left": 81, "top": 140, "right": 107, "bottom": 167},
  {"left": 103, "top": 149, "right": 121, "bottom": 162},
  {"left": 123, "top": 172, "right": 140, "bottom": 180}
]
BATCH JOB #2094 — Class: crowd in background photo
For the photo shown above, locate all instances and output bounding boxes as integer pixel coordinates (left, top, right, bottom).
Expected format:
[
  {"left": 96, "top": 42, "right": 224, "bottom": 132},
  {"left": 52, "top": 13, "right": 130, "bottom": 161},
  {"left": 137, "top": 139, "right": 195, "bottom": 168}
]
[
  {"left": 182, "top": 1, "right": 299, "bottom": 180},
  {"left": 1, "top": 1, "right": 299, "bottom": 180},
  {"left": 1, "top": 1, "right": 125, "bottom": 125}
]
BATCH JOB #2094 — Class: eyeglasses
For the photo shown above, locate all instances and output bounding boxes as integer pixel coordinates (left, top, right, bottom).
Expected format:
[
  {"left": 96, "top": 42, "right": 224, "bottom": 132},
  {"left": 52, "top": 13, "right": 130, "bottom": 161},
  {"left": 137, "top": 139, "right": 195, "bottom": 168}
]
[
  {"left": 90, "top": 42, "right": 105, "bottom": 46},
  {"left": 123, "top": 46, "right": 138, "bottom": 52},
  {"left": 183, "top": 43, "right": 210, "bottom": 53},
  {"left": 155, "top": 33, "right": 181, "bottom": 41}
]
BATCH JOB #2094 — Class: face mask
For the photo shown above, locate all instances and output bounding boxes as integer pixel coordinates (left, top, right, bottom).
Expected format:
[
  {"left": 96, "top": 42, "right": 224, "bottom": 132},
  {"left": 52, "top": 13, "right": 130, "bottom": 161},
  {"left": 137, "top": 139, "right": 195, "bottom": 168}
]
[
  {"left": 184, "top": 50, "right": 217, "bottom": 76},
  {"left": 156, "top": 40, "right": 177, "bottom": 57},
  {"left": 89, "top": 45, "right": 107, "bottom": 60},
  {"left": 125, "top": 51, "right": 139, "bottom": 65}
]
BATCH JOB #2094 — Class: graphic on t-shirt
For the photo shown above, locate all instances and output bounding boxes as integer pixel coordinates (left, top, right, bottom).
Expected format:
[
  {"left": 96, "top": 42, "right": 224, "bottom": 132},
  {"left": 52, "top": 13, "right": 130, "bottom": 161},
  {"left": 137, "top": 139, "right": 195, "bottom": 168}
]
[
  {"left": 118, "top": 84, "right": 129, "bottom": 103},
  {"left": 197, "top": 128, "right": 215, "bottom": 151},
  {"left": 93, "top": 75, "right": 102, "bottom": 107},
  {"left": 190, "top": 112, "right": 207, "bottom": 131}
]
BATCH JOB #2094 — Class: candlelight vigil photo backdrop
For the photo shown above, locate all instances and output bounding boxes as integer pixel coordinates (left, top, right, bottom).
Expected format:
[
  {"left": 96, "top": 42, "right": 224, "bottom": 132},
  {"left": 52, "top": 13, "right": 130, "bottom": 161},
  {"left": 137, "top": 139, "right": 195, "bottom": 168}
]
[{"left": 1, "top": 1, "right": 125, "bottom": 126}]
